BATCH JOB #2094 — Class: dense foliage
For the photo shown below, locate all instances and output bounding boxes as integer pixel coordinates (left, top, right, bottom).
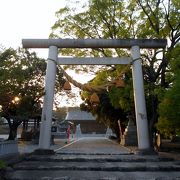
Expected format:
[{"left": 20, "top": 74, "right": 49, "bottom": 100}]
[
  {"left": 51, "top": 0, "right": 180, "bottom": 141},
  {"left": 0, "top": 47, "right": 68, "bottom": 140},
  {"left": 157, "top": 45, "right": 180, "bottom": 138},
  {"left": 0, "top": 48, "right": 46, "bottom": 139}
]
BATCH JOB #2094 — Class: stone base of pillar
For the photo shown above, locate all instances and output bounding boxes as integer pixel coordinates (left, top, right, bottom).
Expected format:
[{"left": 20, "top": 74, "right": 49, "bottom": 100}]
[
  {"left": 135, "top": 148, "right": 158, "bottom": 155},
  {"left": 121, "top": 119, "right": 138, "bottom": 146},
  {"left": 33, "top": 149, "right": 55, "bottom": 155}
]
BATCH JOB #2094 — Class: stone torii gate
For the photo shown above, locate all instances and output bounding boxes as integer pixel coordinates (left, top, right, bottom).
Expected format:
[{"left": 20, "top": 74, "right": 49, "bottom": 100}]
[{"left": 22, "top": 39, "right": 166, "bottom": 153}]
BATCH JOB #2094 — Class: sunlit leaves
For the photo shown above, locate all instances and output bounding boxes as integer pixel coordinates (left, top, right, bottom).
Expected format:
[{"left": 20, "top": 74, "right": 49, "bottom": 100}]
[{"left": 0, "top": 48, "right": 46, "bottom": 118}]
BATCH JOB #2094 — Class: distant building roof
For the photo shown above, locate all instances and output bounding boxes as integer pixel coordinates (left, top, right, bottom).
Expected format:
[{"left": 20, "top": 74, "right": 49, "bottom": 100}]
[{"left": 65, "top": 109, "right": 96, "bottom": 121}]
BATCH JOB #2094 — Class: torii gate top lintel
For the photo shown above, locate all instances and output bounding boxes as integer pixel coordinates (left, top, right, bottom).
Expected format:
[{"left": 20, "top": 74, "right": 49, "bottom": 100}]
[{"left": 22, "top": 38, "right": 167, "bottom": 49}]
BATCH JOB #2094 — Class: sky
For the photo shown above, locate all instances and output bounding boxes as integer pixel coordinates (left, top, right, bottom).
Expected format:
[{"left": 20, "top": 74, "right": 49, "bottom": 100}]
[
  {"left": 0, "top": 0, "right": 93, "bottom": 107},
  {"left": 0, "top": 0, "right": 67, "bottom": 57}
]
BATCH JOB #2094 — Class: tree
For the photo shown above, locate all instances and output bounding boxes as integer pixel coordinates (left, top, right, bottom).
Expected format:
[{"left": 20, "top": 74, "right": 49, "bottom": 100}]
[
  {"left": 51, "top": 0, "right": 180, "bottom": 144},
  {"left": 80, "top": 90, "right": 128, "bottom": 139},
  {"left": 0, "top": 48, "right": 47, "bottom": 140},
  {"left": 80, "top": 67, "right": 132, "bottom": 138},
  {"left": 0, "top": 47, "right": 68, "bottom": 140},
  {"left": 137, "top": 0, "right": 180, "bottom": 139},
  {"left": 51, "top": 0, "right": 138, "bottom": 134},
  {"left": 156, "top": 45, "right": 180, "bottom": 138}
]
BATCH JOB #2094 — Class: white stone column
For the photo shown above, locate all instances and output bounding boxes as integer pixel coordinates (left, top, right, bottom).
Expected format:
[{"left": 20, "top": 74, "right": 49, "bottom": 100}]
[
  {"left": 39, "top": 46, "right": 58, "bottom": 149},
  {"left": 131, "top": 46, "right": 150, "bottom": 150}
]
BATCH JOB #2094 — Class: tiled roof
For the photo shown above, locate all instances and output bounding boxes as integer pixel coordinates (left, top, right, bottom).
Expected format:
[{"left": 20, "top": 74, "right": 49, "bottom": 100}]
[{"left": 65, "top": 110, "right": 96, "bottom": 121}]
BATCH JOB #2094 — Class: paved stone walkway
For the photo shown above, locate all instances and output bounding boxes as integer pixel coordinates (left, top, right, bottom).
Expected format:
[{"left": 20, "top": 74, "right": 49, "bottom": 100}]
[
  {"left": 18, "top": 138, "right": 68, "bottom": 154},
  {"left": 4, "top": 137, "right": 180, "bottom": 180},
  {"left": 55, "top": 137, "right": 131, "bottom": 155}
]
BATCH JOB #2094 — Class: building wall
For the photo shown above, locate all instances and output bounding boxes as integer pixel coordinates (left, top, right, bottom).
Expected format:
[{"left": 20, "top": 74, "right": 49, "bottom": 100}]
[{"left": 70, "top": 120, "right": 106, "bottom": 134}]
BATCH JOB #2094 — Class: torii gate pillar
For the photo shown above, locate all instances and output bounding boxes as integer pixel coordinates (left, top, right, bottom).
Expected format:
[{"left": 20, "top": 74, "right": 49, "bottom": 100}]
[
  {"left": 131, "top": 46, "right": 150, "bottom": 151},
  {"left": 39, "top": 46, "right": 58, "bottom": 150}
]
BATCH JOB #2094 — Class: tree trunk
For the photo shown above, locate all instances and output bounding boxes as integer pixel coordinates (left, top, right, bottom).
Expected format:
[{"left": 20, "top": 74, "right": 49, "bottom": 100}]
[
  {"left": 5, "top": 116, "right": 22, "bottom": 140},
  {"left": 148, "top": 94, "right": 158, "bottom": 147},
  {"left": 8, "top": 126, "right": 18, "bottom": 140}
]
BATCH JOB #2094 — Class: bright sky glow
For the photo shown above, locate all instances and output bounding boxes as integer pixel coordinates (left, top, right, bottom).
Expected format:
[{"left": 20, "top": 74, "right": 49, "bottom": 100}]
[
  {"left": 0, "top": 0, "right": 93, "bottom": 107},
  {"left": 0, "top": 0, "right": 67, "bottom": 57}
]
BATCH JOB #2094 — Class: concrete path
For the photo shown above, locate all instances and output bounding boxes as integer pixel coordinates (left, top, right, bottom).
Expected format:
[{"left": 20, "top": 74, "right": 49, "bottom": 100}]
[
  {"left": 4, "top": 137, "right": 180, "bottom": 180},
  {"left": 55, "top": 137, "right": 131, "bottom": 155},
  {"left": 18, "top": 138, "right": 68, "bottom": 154}
]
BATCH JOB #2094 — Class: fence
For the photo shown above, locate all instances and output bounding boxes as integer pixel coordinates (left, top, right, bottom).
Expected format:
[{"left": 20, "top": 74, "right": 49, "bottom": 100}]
[{"left": 0, "top": 140, "right": 18, "bottom": 156}]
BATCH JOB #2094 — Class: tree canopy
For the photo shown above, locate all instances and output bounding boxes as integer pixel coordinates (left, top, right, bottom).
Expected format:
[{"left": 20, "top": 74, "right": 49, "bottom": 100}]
[
  {"left": 0, "top": 48, "right": 47, "bottom": 139},
  {"left": 156, "top": 45, "right": 180, "bottom": 138},
  {"left": 50, "top": 0, "right": 180, "bottom": 140}
]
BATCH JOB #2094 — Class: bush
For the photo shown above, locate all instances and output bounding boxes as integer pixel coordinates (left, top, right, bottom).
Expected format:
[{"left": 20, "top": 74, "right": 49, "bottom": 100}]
[{"left": 0, "top": 160, "right": 6, "bottom": 169}]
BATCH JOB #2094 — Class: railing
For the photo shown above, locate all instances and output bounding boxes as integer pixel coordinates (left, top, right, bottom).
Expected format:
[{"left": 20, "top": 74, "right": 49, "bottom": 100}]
[
  {"left": 0, "top": 140, "right": 18, "bottom": 156},
  {"left": 51, "top": 125, "right": 68, "bottom": 139}
]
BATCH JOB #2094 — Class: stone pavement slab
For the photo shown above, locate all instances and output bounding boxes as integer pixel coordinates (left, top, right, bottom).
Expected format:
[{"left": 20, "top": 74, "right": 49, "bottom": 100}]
[
  {"left": 55, "top": 137, "right": 131, "bottom": 155},
  {"left": 24, "top": 153, "right": 173, "bottom": 162},
  {"left": 12, "top": 160, "right": 180, "bottom": 171},
  {"left": 5, "top": 170, "right": 180, "bottom": 180}
]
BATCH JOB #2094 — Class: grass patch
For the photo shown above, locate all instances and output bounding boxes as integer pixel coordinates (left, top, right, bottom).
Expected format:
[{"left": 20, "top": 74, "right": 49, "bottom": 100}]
[{"left": 0, "top": 160, "right": 6, "bottom": 169}]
